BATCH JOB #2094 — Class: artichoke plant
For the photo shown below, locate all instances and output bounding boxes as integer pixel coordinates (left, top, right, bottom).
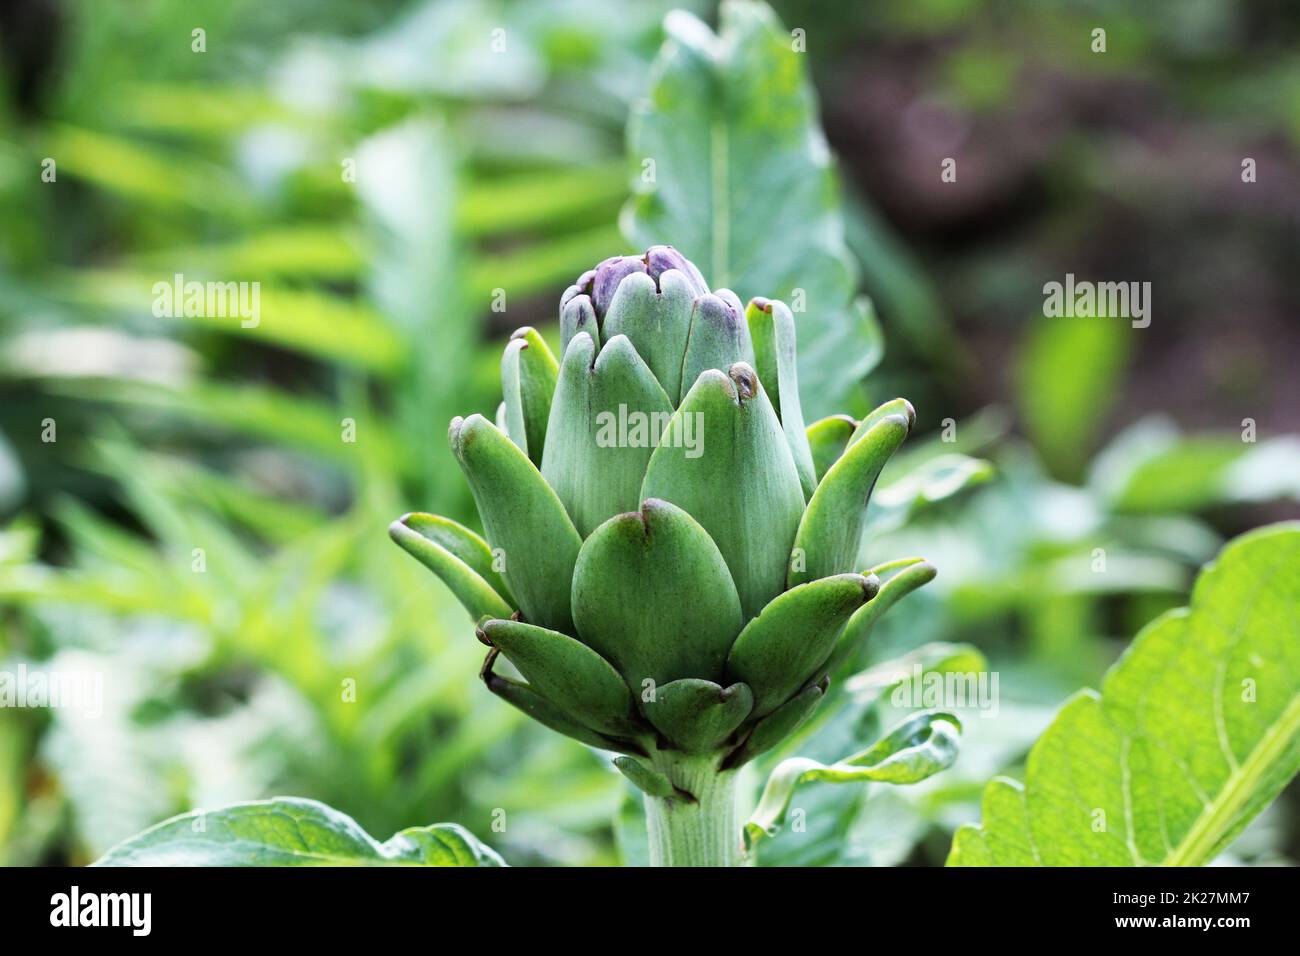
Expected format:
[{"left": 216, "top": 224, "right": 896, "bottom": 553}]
[{"left": 391, "top": 245, "right": 941, "bottom": 866}]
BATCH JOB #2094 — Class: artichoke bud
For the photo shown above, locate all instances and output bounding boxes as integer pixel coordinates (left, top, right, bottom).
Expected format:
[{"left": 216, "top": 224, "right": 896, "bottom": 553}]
[{"left": 394, "top": 245, "right": 935, "bottom": 764}]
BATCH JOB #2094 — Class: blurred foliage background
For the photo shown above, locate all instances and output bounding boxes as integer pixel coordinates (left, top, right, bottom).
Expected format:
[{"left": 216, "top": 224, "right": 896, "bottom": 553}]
[{"left": 0, "top": 0, "right": 1297, "bottom": 866}]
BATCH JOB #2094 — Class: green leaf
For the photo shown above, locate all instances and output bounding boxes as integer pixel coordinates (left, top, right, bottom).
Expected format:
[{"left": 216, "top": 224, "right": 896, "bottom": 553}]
[
  {"left": 66, "top": 270, "right": 405, "bottom": 372},
  {"left": 457, "top": 162, "right": 626, "bottom": 237},
  {"left": 866, "top": 454, "right": 994, "bottom": 535},
  {"left": 745, "top": 711, "right": 962, "bottom": 851},
  {"left": 482, "top": 658, "right": 644, "bottom": 757},
  {"left": 844, "top": 641, "right": 988, "bottom": 706},
  {"left": 747, "top": 298, "right": 817, "bottom": 498},
  {"left": 468, "top": 223, "right": 625, "bottom": 304},
  {"left": 391, "top": 512, "right": 512, "bottom": 598},
  {"left": 450, "top": 414, "right": 582, "bottom": 633},
  {"left": 678, "top": 293, "right": 752, "bottom": 405},
  {"left": 824, "top": 559, "right": 938, "bottom": 673},
  {"left": 93, "top": 798, "right": 504, "bottom": 867},
  {"left": 847, "top": 397, "right": 916, "bottom": 447},
  {"left": 478, "top": 618, "right": 641, "bottom": 738},
  {"left": 806, "top": 414, "right": 857, "bottom": 483},
  {"left": 642, "top": 364, "right": 805, "bottom": 620},
  {"left": 623, "top": 0, "right": 873, "bottom": 418},
  {"left": 643, "top": 679, "right": 754, "bottom": 753},
  {"left": 560, "top": 284, "right": 601, "bottom": 353},
  {"left": 48, "top": 378, "right": 403, "bottom": 470},
  {"left": 541, "top": 333, "right": 673, "bottom": 537},
  {"left": 571, "top": 498, "right": 743, "bottom": 688},
  {"left": 949, "top": 522, "right": 1300, "bottom": 866},
  {"left": 1016, "top": 313, "right": 1131, "bottom": 479},
  {"left": 601, "top": 268, "right": 696, "bottom": 404},
  {"left": 727, "top": 573, "right": 878, "bottom": 717},
  {"left": 613, "top": 756, "right": 676, "bottom": 798},
  {"left": 725, "top": 681, "right": 825, "bottom": 768},
  {"left": 788, "top": 414, "right": 910, "bottom": 587},
  {"left": 500, "top": 326, "right": 559, "bottom": 465},
  {"left": 389, "top": 513, "right": 514, "bottom": 622}
]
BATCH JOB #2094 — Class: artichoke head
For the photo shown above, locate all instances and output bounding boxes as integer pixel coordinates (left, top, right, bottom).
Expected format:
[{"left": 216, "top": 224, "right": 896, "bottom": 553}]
[{"left": 391, "top": 246, "right": 934, "bottom": 768}]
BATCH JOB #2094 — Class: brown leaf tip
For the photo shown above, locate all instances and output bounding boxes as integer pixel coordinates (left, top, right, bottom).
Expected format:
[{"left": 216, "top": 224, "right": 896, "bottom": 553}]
[{"left": 728, "top": 362, "right": 758, "bottom": 402}]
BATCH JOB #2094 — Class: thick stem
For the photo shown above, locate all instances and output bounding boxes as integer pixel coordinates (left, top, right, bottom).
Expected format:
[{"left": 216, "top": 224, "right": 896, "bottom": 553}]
[{"left": 644, "top": 755, "right": 742, "bottom": 867}]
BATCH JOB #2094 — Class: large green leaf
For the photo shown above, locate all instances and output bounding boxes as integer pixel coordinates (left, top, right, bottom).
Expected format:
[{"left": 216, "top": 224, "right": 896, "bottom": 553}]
[
  {"left": 623, "top": 0, "right": 875, "bottom": 418},
  {"left": 93, "top": 798, "right": 504, "bottom": 867},
  {"left": 949, "top": 522, "right": 1300, "bottom": 866}
]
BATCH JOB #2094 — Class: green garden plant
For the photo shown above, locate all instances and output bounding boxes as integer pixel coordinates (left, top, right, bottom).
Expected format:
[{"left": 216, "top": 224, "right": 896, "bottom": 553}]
[{"left": 389, "top": 245, "right": 957, "bottom": 866}]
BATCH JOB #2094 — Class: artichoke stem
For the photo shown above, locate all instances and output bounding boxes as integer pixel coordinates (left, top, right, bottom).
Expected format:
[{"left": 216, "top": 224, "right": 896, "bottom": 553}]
[{"left": 644, "top": 754, "right": 742, "bottom": 867}]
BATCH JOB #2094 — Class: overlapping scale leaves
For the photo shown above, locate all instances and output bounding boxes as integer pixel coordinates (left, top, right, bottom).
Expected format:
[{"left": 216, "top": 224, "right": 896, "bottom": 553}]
[{"left": 391, "top": 245, "right": 935, "bottom": 761}]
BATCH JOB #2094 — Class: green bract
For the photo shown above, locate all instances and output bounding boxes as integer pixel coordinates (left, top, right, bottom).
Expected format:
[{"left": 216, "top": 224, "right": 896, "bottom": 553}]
[{"left": 391, "top": 245, "right": 935, "bottom": 815}]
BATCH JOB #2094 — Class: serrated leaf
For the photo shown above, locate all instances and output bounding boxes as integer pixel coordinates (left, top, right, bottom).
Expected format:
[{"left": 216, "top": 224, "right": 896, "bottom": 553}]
[
  {"left": 93, "top": 798, "right": 504, "bottom": 867},
  {"left": 623, "top": 0, "right": 873, "bottom": 418},
  {"left": 949, "top": 523, "right": 1300, "bottom": 866},
  {"left": 745, "top": 710, "right": 961, "bottom": 851}
]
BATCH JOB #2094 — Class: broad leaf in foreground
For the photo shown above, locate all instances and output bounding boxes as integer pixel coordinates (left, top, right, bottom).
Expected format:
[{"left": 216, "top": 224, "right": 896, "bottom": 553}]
[
  {"left": 949, "top": 522, "right": 1300, "bottom": 866},
  {"left": 93, "top": 797, "right": 505, "bottom": 867}
]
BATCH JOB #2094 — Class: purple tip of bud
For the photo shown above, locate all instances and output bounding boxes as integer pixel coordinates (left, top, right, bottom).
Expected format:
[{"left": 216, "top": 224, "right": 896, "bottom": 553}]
[
  {"left": 644, "top": 245, "right": 709, "bottom": 296},
  {"left": 560, "top": 283, "right": 585, "bottom": 312},
  {"left": 714, "top": 288, "right": 744, "bottom": 318},
  {"left": 749, "top": 296, "right": 772, "bottom": 313},
  {"left": 694, "top": 292, "right": 741, "bottom": 330},
  {"left": 591, "top": 256, "right": 647, "bottom": 319}
]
